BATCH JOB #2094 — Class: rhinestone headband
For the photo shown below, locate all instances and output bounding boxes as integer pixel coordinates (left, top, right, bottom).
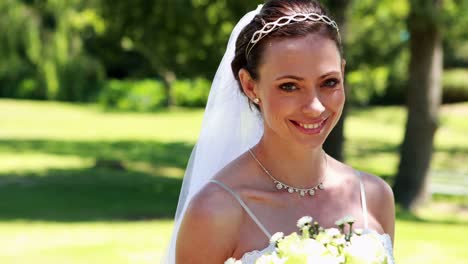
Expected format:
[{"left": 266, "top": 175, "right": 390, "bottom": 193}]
[{"left": 245, "top": 12, "right": 340, "bottom": 58}]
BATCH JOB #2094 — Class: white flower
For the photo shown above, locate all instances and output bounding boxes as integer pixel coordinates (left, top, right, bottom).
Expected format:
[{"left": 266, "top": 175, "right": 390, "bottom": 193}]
[
  {"left": 224, "top": 257, "right": 242, "bottom": 264},
  {"left": 335, "top": 218, "right": 345, "bottom": 226},
  {"left": 250, "top": 215, "right": 387, "bottom": 264},
  {"left": 296, "top": 216, "right": 313, "bottom": 228},
  {"left": 270, "top": 232, "right": 284, "bottom": 244},
  {"left": 325, "top": 228, "right": 341, "bottom": 237},
  {"left": 315, "top": 232, "right": 332, "bottom": 244},
  {"left": 332, "top": 236, "right": 347, "bottom": 246},
  {"left": 345, "top": 233, "right": 387, "bottom": 264},
  {"left": 256, "top": 252, "right": 286, "bottom": 264},
  {"left": 306, "top": 254, "right": 342, "bottom": 264},
  {"left": 343, "top": 215, "right": 355, "bottom": 224},
  {"left": 354, "top": 228, "right": 363, "bottom": 236}
]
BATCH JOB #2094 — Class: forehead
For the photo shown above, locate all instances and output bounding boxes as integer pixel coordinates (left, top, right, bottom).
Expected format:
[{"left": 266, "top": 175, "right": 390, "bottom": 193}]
[{"left": 258, "top": 34, "right": 341, "bottom": 79}]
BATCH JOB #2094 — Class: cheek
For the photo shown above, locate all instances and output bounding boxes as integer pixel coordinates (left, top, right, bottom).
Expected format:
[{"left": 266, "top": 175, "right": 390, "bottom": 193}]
[
  {"left": 326, "top": 90, "right": 345, "bottom": 112},
  {"left": 260, "top": 92, "right": 293, "bottom": 122}
]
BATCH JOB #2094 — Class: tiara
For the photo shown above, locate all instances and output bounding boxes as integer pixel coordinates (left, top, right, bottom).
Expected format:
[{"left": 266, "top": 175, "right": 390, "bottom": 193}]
[{"left": 245, "top": 12, "right": 340, "bottom": 58}]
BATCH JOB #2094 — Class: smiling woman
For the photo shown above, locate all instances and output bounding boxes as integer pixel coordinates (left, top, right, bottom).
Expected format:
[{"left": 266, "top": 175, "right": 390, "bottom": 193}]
[
  {"left": 238, "top": 34, "right": 345, "bottom": 148},
  {"left": 164, "top": 1, "right": 395, "bottom": 263}
]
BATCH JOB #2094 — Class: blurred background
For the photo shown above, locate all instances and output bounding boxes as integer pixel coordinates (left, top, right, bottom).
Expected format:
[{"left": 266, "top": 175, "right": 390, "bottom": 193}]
[{"left": 0, "top": 0, "right": 467, "bottom": 263}]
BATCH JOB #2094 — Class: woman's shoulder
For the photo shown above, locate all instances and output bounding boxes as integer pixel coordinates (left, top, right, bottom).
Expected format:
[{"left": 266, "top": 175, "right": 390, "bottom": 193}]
[
  {"left": 358, "top": 170, "right": 395, "bottom": 242},
  {"left": 184, "top": 177, "right": 245, "bottom": 224},
  {"left": 332, "top": 159, "right": 394, "bottom": 239},
  {"left": 176, "top": 174, "right": 246, "bottom": 262},
  {"left": 184, "top": 152, "right": 256, "bottom": 221},
  {"left": 358, "top": 171, "right": 394, "bottom": 211}
]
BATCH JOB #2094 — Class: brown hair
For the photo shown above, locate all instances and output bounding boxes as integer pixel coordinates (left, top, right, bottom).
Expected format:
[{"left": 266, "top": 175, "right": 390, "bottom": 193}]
[{"left": 231, "top": 0, "right": 342, "bottom": 93}]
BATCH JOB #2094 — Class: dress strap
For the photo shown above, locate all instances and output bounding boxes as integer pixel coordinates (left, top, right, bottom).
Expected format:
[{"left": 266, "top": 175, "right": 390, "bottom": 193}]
[
  {"left": 210, "top": 179, "right": 272, "bottom": 239},
  {"left": 357, "top": 170, "right": 369, "bottom": 229}
]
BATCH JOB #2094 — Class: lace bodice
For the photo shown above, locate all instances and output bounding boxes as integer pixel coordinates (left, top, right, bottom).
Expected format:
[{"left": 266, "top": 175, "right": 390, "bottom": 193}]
[{"left": 240, "top": 230, "right": 395, "bottom": 264}]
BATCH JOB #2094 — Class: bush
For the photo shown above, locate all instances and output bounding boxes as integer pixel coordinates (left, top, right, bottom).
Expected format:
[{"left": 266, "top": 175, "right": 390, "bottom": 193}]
[
  {"left": 99, "top": 79, "right": 167, "bottom": 111},
  {"left": 172, "top": 78, "right": 211, "bottom": 107},
  {"left": 57, "top": 55, "right": 105, "bottom": 102},
  {"left": 347, "top": 66, "right": 390, "bottom": 106},
  {"left": 443, "top": 68, "right": 468, "bottom": 103}
]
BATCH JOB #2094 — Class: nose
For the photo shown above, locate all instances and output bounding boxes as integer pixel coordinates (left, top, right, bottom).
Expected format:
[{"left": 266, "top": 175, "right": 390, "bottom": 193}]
[{"left": 302, "top": 92, "right": 325, "bottom": 116}]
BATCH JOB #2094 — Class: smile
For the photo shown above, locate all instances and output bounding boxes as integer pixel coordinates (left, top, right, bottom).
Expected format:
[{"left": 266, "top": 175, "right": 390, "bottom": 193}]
[
  {"left": 298, "top": 122, "right": 322, "bottom": 129},
  {"left": 291, "top": 118, "right": 328, "bottom": 134}
]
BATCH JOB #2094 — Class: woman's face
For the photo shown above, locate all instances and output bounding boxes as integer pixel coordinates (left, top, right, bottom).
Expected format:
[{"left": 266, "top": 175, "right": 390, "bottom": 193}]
[{"left": 246, "top": 33, "right": 345, "bottom": 148}]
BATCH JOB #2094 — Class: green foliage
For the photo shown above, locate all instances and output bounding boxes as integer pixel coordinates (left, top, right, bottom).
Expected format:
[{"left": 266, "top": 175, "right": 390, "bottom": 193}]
[
  {"left": 442, "top": 69, "right": 468, "bottom": 103},
  {"left": 442, "top": 0, "right": 468, "bottom": 67},
  {"left": 1, "top": 0, "right": 467, "bottom": 106},
  {"left": 172, "top": 78, "right": 211, "bottom": 107},
  {"left": 0, "top": 0, "right": 105, "bottom": 101},
  {"left": 56, "top": 55, "right": 105, "bottom": 101},
  {"left": 95, "top": 0, "right": 261, "bottom": 80},
  {"left": 98, "top": 79, "right": 167, "bottom": 111},
  {"left": 345, "top": 0, "right": 410, "bottom": 105},
  {"left": 347, "top": 66, "right": 390, "bottom": 105}
]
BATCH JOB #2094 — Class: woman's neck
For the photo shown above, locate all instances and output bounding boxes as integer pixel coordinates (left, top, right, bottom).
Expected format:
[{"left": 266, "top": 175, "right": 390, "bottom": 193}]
[{"left": 252, "top": 136, "right": 327, "bottom": 188}]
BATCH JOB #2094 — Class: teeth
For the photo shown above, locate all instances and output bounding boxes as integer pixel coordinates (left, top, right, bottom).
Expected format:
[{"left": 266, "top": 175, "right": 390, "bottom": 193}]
[{"left": 298, "top": 121, "right": 322, "bottom": 129}]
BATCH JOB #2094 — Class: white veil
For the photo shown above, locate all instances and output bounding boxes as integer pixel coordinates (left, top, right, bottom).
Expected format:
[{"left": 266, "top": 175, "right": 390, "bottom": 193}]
[{"left": 162, "top": 5, "right": 264, "bottom": 263}]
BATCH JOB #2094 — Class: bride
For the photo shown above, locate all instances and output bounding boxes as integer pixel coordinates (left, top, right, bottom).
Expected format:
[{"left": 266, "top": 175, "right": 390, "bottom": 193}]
[{"left": 166, "top": 0, "right": 395, "bottom": 263}]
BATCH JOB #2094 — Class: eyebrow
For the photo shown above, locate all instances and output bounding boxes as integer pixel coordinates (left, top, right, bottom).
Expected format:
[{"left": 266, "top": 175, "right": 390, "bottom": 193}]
[
  {"left": 320, "top": 71, "right": 341, "bottom": 78},
  {"left": 274, "top": 71, "right": 341, "bottom": 81},
  {"left": 274, "top": 75, "right": 304, "bottom": 81}
]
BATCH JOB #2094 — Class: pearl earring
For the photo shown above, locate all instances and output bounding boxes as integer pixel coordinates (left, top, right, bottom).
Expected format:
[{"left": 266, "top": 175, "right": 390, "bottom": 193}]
[{"left": 253, "top": 98, "right": 260, "bottom": 104}]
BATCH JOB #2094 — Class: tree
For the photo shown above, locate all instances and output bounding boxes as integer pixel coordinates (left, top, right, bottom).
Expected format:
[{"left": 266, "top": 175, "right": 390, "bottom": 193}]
[
  {"left": 323, "top": 0, "right": 410, "bottom": 160},
  {"left": 322, "top": 0, "right": 351, "bottom": 161},
  {"left": 96, "top": 0, "right": 259, "bottom": 106},
  {"left": 392, "top": 0, "right": 443, "bottom": 209},
  {"left": 0, "top": 0, "right": 104, "bottom": 101}
]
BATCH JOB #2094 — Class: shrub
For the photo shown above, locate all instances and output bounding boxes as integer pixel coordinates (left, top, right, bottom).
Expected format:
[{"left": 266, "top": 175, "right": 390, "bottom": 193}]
[
  {"left": 443, "top": 68, "right": 468, "bottom": 103},
  {"left": 99, "top": 79, "right": 166, "bottom": 111},
  {"left": 57, "top": 55, "right": 105, "bottom": 102},
  {"left": 172, "top": 78, "right": 211, "bottom": 107}
]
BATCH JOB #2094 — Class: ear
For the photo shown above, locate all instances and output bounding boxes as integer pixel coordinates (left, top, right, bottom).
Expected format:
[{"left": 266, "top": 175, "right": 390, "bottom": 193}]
[{"left": 238, "top": 68, "right": 259, "bottom": 101}]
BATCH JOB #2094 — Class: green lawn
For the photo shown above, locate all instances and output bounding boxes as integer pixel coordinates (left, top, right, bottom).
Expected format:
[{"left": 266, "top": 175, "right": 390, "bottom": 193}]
[{"left": 0, "top": 99, "right": 466, "bottom": 263}]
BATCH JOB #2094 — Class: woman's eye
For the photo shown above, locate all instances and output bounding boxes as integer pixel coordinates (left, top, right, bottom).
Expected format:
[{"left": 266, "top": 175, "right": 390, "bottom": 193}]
[
  {"left": 322, "top": 78, "right": 340, "bottom": 88},
  {"left": 279, "top": 83, "right": 298, "bottom": 92}
]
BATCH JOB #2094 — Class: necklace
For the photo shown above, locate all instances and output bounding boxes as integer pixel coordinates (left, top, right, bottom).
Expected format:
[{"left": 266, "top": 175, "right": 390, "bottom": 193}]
[{"left": 248, "top": 149, "right": 327, "bottom": 197}]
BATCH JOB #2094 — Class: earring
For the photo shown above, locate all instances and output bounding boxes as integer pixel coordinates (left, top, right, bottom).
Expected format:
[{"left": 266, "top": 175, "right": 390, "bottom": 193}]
[{"left": 253, "top": 98, "right": 260, "bottom": 104}]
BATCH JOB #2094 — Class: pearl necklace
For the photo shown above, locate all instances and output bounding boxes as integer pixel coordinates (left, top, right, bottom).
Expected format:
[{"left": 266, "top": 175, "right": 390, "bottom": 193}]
[{"left": 248, "top": 149, "right": 327, "bottom": 197}]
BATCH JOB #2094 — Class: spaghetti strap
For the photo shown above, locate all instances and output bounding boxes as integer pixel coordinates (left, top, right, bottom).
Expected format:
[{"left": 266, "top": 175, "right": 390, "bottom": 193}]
[
  {"left": 210, "top": 179, "right": 272, "bottom": 239},
  {"left": 356, "top": 170, "right": 369, "bottom": 229}
]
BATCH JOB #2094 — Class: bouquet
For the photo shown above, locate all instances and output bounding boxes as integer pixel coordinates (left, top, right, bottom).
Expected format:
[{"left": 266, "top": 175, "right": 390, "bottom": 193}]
[{"left": 225, "top": 216, "right": 388, "bottom": 264}]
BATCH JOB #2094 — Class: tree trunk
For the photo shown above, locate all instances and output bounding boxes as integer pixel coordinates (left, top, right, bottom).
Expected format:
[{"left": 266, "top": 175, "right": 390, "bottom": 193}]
[
  {"left": 162, "top": 70, "right": 176, "bottom": 107},
  {"left": 393, "top": 0, "right": 443, "bottom": 210},
  {"left": 323, "top": 0, "right": 350, "bottom": 161},
  {"left": 324, "top": 105, "right": 346, "bottom": 161}
]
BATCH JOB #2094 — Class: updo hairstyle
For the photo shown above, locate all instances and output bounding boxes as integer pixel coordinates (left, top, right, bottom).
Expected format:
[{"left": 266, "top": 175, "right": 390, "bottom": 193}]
[{"left": 231, "top": 0, "right": 342, "bottom": 95}]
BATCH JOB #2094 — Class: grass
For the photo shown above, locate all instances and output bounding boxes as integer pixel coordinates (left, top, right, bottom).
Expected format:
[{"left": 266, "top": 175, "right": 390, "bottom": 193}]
[
  {"left": 0, "top": 98, "right": 467, "bottom": 263},
  {"left": 0, "top": 220, "right": 173, "bottom": 264}
]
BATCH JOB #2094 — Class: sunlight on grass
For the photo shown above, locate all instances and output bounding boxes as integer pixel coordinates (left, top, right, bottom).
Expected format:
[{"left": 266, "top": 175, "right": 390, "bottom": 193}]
[
  {"left": 394, "top": 220, "right": 468, "bottom": 263},
  {"left": 0, "top": 99, "right": 467, "bottom": 263},
  {"left": 0, "top": 220, "right": 173, "bottom": 264},
  {"left": 0, "top": 154, "right": 92, "bottom": 174},
  {"left": 0, "top": 99, "right": 204, "bottom": 142}
]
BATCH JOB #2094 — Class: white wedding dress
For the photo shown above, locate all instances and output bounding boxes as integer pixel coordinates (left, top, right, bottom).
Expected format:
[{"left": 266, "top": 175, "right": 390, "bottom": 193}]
[{"left": 210, "top": 171, "right": 395, "bottom": 264}]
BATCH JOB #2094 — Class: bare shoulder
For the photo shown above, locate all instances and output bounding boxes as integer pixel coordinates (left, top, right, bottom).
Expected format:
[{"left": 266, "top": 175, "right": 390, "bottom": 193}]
[
  {"left": 176, "top": 178, "right": 244, "bottom": 263},
  {"left": 359, "top": 171, "right": 395, "bottom": 243}
]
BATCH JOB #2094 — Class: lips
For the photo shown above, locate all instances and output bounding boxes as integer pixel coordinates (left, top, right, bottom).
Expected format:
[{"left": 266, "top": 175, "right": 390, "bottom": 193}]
[{"left": 290, "top": 118, "right": 328, "bottom": 134}]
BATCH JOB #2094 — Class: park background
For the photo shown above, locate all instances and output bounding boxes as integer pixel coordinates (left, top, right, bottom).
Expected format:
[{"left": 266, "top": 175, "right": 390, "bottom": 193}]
[{"left": 0, "top": 0, "right": 467, "bottom": 263}]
